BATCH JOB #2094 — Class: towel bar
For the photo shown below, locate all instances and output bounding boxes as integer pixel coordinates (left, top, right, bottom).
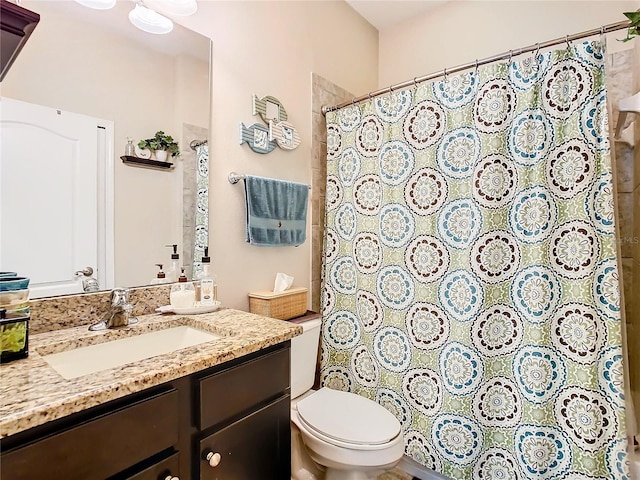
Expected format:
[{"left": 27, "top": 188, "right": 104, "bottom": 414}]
[
  {"left": 190, "top": 139, "right": 208, "bottom": 151},
  {"left": 228, "top": 172, "right": 310, "bottom": 189}
]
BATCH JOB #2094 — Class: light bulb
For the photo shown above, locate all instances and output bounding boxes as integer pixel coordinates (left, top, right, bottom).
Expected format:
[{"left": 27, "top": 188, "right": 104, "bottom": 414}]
[
  {"left": 73, "top": 0, "right": 116, "bottom": 10},
  {"left": 128, "top": 4, "right": 174, "bottom": 35}
]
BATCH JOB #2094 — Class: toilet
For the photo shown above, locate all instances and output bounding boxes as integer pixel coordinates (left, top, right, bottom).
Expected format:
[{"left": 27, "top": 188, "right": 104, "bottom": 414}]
[{"left": 290, "top": 317, "right": 405, "bottom": 480}]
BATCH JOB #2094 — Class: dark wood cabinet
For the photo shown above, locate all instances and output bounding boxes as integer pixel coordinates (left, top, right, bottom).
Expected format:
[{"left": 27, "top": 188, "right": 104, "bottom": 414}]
[
  {"left": 199, "top": 395, "right": 291, "bottom": 479},
  {"left": 0, "top": 0, "right": 39, "bottom": 82},
  {"left": 0, "top": 342, "right": 291, "bottom": 479}
]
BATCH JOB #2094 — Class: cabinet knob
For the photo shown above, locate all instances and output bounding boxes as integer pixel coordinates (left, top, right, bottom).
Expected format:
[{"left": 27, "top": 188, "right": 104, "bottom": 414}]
[{"left": 205, "top": 451, "right": 221, "bottom": 467}]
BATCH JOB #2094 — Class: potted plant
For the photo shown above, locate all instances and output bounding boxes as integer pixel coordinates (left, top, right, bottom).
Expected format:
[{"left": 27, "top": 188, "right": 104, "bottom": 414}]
[
  {"left": 621, "top": 10, "right": 640, "bottom": 42},
  {"left": 138, "top": 131, "right": 180, "bottom": 161}
]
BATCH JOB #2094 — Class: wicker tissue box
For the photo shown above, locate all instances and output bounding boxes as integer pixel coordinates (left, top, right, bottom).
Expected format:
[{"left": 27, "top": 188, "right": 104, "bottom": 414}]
[{"left": 248, "top": 287, "right": 308, "bottom": 320}]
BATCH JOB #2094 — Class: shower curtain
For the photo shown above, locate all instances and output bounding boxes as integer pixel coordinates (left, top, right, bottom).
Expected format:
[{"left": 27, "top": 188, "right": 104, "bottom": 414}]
[
  {"left": 192, "top": 143, "right": 209, "bottom": 275},
  {"left": 321, "top": 40, "right": 628, "bottom": 479}
]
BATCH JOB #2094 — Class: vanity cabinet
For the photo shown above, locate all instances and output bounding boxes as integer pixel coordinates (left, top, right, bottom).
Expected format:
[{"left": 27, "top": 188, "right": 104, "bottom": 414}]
[
  {"left": 197, "top": 346, "right": 290, "bottom": 479},
  {"left": 0, "top": 342, "right": 291, "bottom": 480}
]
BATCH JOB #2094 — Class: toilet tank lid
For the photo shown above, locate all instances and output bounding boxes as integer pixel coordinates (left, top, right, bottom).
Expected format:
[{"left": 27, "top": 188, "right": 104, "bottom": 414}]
[{"left": 296, "top": 387, "right": 401, "bottom": 445}]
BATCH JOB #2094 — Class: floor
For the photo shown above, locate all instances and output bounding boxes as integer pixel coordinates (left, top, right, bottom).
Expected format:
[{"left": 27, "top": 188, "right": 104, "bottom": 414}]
[{"left": 377, "top": 469, "right": 413, "bottom": 480}]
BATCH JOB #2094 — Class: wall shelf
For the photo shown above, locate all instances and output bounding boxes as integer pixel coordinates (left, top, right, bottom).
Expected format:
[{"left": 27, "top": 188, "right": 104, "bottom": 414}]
[
  {"left": 121, "top": 156, "right": 174, "bottom": 170},
  {"left": 1, "top": 0, "right": 40, "bottom": 82}
]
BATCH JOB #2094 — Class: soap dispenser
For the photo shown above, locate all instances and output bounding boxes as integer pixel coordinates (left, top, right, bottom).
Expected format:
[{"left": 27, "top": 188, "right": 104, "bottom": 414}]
[
  {"left": 170, "top": 267, "right": 195, "bottom": 308},
  {"left": 166, "top": 244, "right": 180, "bottom": 283},
  {"left": 199, "top": 248, "right": 216, "bottom": 306},
  {"left": 150, "top": 264, "right": 167, "bottom": 285}
]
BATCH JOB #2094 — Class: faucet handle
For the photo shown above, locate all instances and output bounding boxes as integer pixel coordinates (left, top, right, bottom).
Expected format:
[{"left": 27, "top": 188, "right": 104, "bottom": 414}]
[
  {"left": 110, "top": 288, "right": 130, "bottom": 306},
  {"left": 75, "top": 266, "right": 94, "bottom": 277}
]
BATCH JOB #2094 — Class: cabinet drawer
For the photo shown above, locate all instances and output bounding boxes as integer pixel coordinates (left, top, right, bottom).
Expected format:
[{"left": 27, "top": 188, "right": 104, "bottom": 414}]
[
  {"left": 2, "top": 389, "right": 179, "bottom": 480},
  {"left": 125, "top": 452, "right": 180, "bottom": 480},
  {"left": 199, "top": 394, "right": 290, "bottom": 479},
  {"left": 199, "top": 346, "right": 289, "bottom": 430}
]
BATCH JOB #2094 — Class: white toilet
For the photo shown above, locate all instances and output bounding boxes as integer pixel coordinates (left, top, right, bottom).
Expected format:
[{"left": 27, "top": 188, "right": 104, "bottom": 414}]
[{"left": 290, "top": 317, "right": 405, "bottom": 480}]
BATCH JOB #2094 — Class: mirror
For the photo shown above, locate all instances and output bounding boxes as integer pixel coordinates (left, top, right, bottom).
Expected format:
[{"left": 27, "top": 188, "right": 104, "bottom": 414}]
[{"left": 1, "top": 0, "right": 211, "bottom": 295}]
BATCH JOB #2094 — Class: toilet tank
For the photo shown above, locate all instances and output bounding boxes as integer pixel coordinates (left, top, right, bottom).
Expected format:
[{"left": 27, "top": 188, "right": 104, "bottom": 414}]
[{"left": 290, "top": 317, "right": 322, "bottom": 399}]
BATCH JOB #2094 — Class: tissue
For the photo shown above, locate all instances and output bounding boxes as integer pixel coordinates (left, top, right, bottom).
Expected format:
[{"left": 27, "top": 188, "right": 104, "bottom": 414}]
[{"left": 274, "top": 272, "right": 294, "bottom": 292}]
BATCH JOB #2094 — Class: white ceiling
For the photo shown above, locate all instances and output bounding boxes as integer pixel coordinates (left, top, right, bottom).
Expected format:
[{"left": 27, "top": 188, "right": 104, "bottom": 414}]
[{"left": 345, "top": 0, "right": 449, "bottom": 31}]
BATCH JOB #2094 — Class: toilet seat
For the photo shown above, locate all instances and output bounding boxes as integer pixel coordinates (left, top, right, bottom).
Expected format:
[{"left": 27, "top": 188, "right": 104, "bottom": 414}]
[{"left": 295, "top": 387, "right": 401, "bottom": 448}]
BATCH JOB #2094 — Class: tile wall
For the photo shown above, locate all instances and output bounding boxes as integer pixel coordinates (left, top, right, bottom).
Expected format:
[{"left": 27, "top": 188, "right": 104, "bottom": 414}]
[
  {"left": 310, "top": 74, "right": 353, "bottom": 312},
  {"left": 608, "top": 44, "right": 639, "bottom": 421}
]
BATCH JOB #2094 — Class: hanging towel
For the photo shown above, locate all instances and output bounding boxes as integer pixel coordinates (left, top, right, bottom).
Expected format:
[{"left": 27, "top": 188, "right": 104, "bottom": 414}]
[{"left": 244, "top": 175, "right": 308, "bottom": 246}]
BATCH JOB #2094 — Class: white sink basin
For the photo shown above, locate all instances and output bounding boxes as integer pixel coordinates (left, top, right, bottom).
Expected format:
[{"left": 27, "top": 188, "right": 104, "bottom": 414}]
[{"left": 41, "top": 326, "right": 221, "bottom": 379}]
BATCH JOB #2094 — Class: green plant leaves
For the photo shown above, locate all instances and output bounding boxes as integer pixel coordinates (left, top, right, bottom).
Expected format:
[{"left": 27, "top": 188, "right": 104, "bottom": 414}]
[
  {"left": 137, "top": 130, "right": 180, "bottom": 157},
  {"left": 621, "top": 11, "right": 640, "bottom": 42}
]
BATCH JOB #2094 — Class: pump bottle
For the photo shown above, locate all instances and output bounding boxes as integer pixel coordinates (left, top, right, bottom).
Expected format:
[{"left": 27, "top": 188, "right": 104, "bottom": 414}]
[
  {"left": 150, "top": 264, "right": 167, "bottom": 285},
  {"left": 165, "top": 244, "right": 180, "bottom": 283},
  {"left": 199, "top": 248, "right": 216, "bottom": 306},
  {"left": 170, "top": 267, "right": 195, "bottom": 308}
]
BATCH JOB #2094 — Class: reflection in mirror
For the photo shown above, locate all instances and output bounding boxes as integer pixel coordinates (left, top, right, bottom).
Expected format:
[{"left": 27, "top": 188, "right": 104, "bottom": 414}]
[{"left": 0, "top": 1, "right": 211, "bottom": 297}]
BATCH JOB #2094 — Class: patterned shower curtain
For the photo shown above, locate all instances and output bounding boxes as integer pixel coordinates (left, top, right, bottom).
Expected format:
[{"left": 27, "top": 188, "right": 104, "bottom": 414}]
[{"left": 320, "top": 41, "right": 628, "bottom": 479}]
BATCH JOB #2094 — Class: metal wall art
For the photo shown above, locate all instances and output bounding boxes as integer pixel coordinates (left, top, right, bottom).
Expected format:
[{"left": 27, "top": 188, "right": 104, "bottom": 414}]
[
  {"left": 239, "top": 122, "right": 277, "bottom": 154},
  {"left": 239, "top": 94, "right": 299, "bottom": 153},
  {"left": 252, "top": 94, "right": 288, "bottom": 124},
  {"left": 269, "top": 120, "right": 300, "bottom": 150}
]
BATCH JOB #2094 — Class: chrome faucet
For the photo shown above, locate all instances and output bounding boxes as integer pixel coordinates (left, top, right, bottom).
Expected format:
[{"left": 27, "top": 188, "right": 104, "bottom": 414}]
[{"left": 89, "top": 288, "right": 138, "bottom": 331}]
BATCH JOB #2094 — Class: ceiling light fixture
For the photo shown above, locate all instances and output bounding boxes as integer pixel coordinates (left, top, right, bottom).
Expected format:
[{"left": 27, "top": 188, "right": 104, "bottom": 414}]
[
  {"left": 128, "top": 3, "right": 174, "bottom": 35},
  {"left": 73, "top": 0, "right": 116, "bottom": 10}
]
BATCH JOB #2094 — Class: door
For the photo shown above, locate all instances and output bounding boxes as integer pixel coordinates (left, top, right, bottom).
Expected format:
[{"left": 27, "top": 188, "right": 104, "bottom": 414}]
[{"left": 0, "top": 97, "right": 111, "bottom": 297}]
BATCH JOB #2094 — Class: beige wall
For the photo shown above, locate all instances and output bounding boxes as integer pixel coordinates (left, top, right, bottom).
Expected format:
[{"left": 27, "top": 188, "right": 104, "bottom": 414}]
[
  {"left": 2, "top": 1, "right": 209, "bottom": 288},
  {"left": 177, "top": 1, "right": 379, "bottom": 310},
  {"left": 378, "top": 1, "right": 639, "bottom": 86}
]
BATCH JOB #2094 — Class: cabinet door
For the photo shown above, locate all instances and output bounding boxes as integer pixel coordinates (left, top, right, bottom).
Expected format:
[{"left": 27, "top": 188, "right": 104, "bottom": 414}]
[{"left": 199, "top": 394, "right": 290, "bottom": 480}]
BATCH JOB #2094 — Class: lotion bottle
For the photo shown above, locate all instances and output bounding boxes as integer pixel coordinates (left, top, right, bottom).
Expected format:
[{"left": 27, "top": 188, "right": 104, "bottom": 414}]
[
  {"left": 170, "top": 267, "right": 195, "bottom": 308},
  {"left": 199, "top": 248, "right": 216, "bottom": 306},
  {"left": 166, "top": 244, "right": 180, "bottom": 283},
  {"left": 150, "top": 264, "right": 166, "bottom": 285}
]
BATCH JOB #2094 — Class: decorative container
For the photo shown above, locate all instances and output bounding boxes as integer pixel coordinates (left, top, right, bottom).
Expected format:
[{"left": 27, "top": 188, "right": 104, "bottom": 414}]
[
  {"left": 248, "top": 287, "right": 308, "bottom": 320},
  {"left": 0, "top": 276, "right": 29, "bottom": 291},
  {"left": 0, "top": 308, "right": 29, "bottom": 363},
  {"left": 0, "top": 288, "right": 29, "bottom": 314}
]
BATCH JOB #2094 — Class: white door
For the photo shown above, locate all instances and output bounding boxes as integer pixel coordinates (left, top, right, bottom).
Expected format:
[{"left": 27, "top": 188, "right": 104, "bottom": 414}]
[{"left": 0, "top": 97, "right": 112, "bottom": 298}]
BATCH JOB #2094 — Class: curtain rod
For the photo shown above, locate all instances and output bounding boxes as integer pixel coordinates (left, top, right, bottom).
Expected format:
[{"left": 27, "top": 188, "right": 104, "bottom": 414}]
[{"left": 321, "top": 20, "right": 631, "bottom": 115}]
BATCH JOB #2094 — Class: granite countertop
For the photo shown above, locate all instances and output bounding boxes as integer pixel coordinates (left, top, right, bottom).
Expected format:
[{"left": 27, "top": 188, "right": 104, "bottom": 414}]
[{"left": 0, "top": 308, "right": 302, "bottom": 439}]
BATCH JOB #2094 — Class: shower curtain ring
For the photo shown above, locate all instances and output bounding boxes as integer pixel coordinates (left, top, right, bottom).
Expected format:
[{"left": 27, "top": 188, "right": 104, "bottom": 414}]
[
  {"left": 443, "top": 67, "right": 448, "bottom": 81},
  {"left": 413, "top": 77, "right": 419, "bottom": 88},
  {"left": 388, "top": 85, "right": 394, "bottom": 95},
  {"left": 534, "top": 42, "right": 541, "bottom": 60},
  {"left": 474, "top": 59, "right": 479, "bottom": 76},
  {"left": 565, "top": 34, "right": 572, "bottom": 50},
  {"left": 368, "top": 92, "right": 373, "bottom": 103}
]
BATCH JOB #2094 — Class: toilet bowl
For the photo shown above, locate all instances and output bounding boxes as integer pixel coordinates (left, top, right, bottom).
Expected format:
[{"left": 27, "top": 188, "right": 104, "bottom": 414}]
[{"left": 290, "top": 317, "right": 404, "bottom": 480}]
